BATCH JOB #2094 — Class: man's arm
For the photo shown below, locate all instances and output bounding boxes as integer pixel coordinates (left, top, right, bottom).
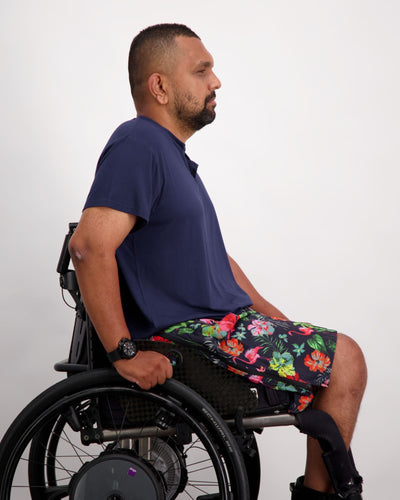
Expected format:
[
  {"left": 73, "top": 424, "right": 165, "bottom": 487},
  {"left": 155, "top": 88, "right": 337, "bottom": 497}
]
[
  {"left": 68, "top": 206, "right": 173, "bottom": 389},
  {"left": 228, "top": 255, "right": 289, "bottom": 320}
]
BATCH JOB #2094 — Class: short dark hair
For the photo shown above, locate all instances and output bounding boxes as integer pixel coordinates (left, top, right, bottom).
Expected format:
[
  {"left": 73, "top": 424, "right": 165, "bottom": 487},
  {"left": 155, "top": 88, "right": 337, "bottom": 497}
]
[{"left": 128, "top": 23, "right": 200, "bottom": 102}]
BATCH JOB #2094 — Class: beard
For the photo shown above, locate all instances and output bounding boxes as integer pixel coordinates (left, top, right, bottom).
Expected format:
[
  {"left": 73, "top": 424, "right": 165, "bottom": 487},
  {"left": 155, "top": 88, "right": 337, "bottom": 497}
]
[{"left": 173, "top": 90, "right": 217, "bottom": 132}]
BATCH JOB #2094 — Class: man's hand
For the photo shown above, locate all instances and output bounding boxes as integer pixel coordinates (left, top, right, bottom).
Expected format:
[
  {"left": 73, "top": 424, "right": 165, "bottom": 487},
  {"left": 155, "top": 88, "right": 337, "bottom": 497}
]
[{"left": 113, "top": 350, "right": 173, "bottom": 390}]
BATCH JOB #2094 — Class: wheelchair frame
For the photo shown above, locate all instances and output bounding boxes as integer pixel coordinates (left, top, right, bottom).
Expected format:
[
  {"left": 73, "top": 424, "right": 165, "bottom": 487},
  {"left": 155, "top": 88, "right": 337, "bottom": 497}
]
[{"left": 0, "top": 223, "right": 363, "bottom": 499}]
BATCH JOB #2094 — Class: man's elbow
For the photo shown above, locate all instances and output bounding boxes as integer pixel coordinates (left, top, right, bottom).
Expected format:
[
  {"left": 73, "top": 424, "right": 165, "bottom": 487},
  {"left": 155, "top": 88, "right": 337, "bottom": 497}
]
[
  {"left": 68, "top": 234, "right": 91, "bottom": 266},
  {"left": 69, "top": 233, "right": 116, "bottom": 268}
]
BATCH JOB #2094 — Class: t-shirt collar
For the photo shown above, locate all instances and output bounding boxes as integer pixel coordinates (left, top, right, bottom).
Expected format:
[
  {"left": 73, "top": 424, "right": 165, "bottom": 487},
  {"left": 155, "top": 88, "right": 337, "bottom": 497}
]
[
  {"left": 137, "top": 115, "right": 199, "bottom": 177},
  {"left": 185, "top": 154, "right": 199, "bottom": 177},
  {"left": 137, "top": 115, "right": 185, "bottom": 148}
]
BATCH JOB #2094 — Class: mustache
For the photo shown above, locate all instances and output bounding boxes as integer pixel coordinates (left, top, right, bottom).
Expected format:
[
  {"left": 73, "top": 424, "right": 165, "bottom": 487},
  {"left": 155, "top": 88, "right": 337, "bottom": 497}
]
[{"left": 205, "top": 91, "right": 216, "bottom": 104}]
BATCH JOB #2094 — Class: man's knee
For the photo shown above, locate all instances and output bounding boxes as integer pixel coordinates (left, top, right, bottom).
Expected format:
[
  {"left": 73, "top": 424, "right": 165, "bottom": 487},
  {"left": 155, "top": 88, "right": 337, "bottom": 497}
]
[{"left": 332, "top": 333, "right": 367, "bottom": 392}]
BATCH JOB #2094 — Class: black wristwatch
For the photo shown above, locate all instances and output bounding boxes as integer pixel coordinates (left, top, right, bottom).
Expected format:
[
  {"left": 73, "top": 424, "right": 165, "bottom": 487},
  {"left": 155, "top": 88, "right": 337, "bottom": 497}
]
[{"left": 107, "top": 338, "right": 137, "bottom": 363}]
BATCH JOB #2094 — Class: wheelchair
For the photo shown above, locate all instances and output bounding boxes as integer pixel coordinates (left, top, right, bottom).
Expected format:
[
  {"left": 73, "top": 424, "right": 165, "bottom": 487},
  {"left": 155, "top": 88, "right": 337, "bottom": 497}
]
[{"left": 0, "top": 223, "right": 363, "bottom": 499}]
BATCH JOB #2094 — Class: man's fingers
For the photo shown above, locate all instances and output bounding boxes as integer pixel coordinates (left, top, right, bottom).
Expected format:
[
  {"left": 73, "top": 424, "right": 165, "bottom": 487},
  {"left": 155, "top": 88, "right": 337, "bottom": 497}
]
[{"left": 114, "top": 349, "right": 174, "bottom": 389}]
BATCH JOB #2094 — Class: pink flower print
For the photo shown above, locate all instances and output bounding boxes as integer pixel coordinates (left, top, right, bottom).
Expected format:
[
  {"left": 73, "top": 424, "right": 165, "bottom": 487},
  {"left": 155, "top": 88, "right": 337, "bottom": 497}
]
[
  {"left": 249, "top": 375, "right": 263, "bottom": 384},
  {"left": 247, "top": 319, "right": 275, "bottom": 336}
]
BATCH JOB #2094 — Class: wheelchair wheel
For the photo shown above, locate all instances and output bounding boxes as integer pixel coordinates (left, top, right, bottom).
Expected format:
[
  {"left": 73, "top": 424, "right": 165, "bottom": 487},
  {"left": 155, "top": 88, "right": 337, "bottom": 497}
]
[{"left": 0, "top": 369, "right": 250, "bottom": 499}]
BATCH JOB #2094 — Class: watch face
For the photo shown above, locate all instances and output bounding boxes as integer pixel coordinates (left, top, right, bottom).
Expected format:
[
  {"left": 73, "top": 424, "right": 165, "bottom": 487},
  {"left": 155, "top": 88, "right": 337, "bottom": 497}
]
[{"left": 121, "top": 340, "right": 136, "bottom": 358}]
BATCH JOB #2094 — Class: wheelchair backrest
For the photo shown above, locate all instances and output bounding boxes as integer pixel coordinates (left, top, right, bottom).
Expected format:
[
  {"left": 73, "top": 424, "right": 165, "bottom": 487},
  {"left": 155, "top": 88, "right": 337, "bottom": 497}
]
[{"left": 57, "top": 223, "right": 108, "bottom": 371}]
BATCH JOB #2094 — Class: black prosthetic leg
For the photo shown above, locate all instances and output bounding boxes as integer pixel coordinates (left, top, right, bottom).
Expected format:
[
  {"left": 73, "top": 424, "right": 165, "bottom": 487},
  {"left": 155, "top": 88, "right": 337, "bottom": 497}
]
[{"left": 291, "top": 408, "right": 363, "bottom": 499}]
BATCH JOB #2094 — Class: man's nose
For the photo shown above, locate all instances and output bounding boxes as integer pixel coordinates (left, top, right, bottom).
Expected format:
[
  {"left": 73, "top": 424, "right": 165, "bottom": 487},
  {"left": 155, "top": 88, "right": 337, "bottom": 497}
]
[{"left": 211, "top": 71, "right": 222, "bottom": 90}]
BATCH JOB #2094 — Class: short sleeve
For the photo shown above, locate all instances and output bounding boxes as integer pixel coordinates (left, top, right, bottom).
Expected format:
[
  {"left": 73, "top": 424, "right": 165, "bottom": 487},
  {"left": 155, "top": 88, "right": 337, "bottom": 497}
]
[{"left": 84, "top": 136, "right": 162, "bottom": 225}]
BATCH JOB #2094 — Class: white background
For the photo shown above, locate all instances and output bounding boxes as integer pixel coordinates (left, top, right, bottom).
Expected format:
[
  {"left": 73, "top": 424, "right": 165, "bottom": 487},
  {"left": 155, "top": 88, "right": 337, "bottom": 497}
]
[{"left": 1, "top": 1, "right": 399, "bottom": 497}]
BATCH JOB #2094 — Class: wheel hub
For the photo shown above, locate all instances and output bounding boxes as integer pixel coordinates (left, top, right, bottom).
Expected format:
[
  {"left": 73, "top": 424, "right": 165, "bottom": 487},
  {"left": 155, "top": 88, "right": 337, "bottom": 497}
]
[
  {"left": 146, "top": 438, "right": 187, "bottom": 499},
  {"left": 69, "top": 451, "right": 165, "bottom": 500}
]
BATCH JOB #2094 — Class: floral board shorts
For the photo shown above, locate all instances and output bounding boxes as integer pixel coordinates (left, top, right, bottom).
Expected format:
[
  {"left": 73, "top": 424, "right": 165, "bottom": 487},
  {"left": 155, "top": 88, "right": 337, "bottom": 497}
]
[{"left": 154, "top": 307, "right": 337, "bottom": 413}]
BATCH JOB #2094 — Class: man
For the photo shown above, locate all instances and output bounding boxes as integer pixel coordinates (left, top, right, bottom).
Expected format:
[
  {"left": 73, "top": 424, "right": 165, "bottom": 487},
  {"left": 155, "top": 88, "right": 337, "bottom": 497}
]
[{"left": 69, "top": 24, "right": 367, "bottom": 499}]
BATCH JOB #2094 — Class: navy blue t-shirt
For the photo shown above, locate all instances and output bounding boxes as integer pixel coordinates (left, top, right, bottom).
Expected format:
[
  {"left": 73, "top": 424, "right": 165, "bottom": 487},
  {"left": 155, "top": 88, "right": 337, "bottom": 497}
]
[{"left": 84, "top": 116, "right": 251, "bottom": 338}]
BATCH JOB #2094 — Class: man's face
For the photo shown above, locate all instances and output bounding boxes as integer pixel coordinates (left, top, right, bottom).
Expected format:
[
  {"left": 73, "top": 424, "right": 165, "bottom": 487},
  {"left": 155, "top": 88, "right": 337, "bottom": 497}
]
[{"left": 169, "top": 37, "right": 221, "bottom": 132}]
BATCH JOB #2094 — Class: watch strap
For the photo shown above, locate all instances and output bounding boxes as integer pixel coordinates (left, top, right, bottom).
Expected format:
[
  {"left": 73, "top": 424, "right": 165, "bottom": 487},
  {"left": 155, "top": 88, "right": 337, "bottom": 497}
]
[{"left": 107, "top": 347, "right": 124, "bottom": 363}]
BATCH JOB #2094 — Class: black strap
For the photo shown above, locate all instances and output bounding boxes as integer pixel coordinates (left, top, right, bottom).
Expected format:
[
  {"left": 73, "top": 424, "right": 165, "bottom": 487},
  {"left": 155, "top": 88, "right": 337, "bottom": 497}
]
[{"left": 295, "top": 409, "right": 363, "bottom": 498}]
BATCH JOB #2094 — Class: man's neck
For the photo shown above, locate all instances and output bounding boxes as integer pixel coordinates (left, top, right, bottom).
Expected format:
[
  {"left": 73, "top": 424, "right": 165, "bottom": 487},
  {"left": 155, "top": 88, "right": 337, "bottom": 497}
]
[{"left": 136, "top": 110, "right": 194, "bottom": 143}]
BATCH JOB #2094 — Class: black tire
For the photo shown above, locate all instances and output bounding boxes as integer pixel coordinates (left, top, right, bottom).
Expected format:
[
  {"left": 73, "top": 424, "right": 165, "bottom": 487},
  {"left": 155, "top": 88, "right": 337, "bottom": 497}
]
[{"left": 0, "top": 369, "right": 250, "bottom": 499}]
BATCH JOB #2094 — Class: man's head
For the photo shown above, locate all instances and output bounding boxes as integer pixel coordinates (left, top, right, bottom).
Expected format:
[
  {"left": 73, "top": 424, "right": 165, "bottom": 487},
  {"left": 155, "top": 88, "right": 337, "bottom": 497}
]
[
  {"left": 128, "top": 24, "right": 199, "bottom": 102},
  {"left": 128, "top": 23, "right": 221, "bottom": 140}
]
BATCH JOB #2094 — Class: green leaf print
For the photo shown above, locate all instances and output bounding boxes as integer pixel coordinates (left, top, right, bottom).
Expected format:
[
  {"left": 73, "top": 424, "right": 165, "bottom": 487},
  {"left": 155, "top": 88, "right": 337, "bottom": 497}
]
[
  {"left": 276, "top": 381, "right": 297, "bottom": 393},
  {"left": 326, "top": 339, "right": 337, "bottom": 352},
  {"left": 176, "top": 327, "right": 197, "bottom": 335},
  {"left": 307, "top": 334, "right": 327, "bottom": 354},
  {"left": 313, "top": 326, "right": 337, "bottom": 333},
  {"left": 257, "top": 336, "right": 286, "bottom": 356},
  {"left": 163, "top": 322, "right": 188, "bottom": 334}
]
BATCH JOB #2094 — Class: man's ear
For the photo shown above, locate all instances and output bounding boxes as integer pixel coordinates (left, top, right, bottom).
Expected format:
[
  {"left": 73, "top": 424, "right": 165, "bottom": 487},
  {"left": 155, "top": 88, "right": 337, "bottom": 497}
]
[{"left": 148, "top": 73, "right": 169, "bottom": 105}]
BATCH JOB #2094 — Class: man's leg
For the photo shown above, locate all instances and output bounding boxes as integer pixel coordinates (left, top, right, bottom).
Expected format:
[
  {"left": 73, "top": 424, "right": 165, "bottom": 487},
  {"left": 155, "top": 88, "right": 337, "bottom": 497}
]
[{"left": 302, "top": 333, "right": 367, "bottom": 493}]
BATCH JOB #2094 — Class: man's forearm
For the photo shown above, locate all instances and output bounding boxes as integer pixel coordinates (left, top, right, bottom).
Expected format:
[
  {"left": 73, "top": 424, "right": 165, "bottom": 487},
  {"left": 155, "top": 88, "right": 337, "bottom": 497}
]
[
  {"left": 228, "top": 255, "right": 289, "bottom": 320},
  {"left": 70, "top": 250, "right": 131, "bottom": 352}
]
